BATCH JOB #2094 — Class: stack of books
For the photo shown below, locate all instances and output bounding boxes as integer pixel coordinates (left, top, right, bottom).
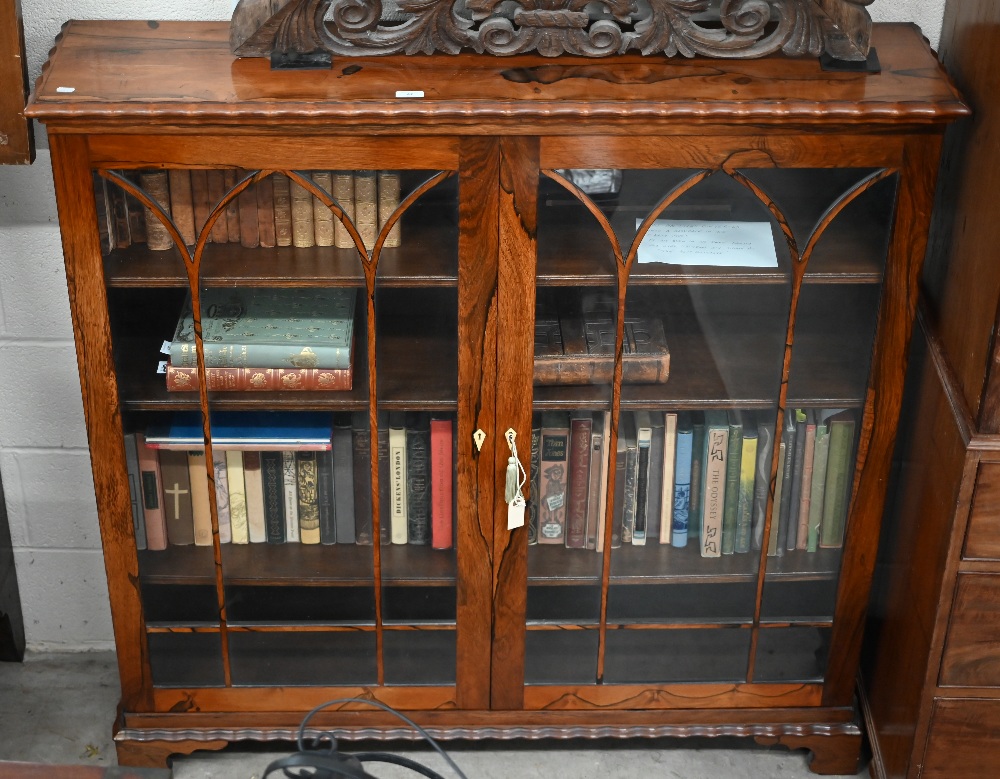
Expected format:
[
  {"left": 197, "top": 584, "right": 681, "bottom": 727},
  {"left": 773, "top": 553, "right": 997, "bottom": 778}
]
[
  {"left": 93, "top": 169, "right": 402, "bottom": 254},
  {"left": 527, "top": 408, "right": 856, "bottom": 557},
  {"left": 165, "top": 287, "right": 356, "bottom": 392},
  {"left": 126, "top": 411, "right": 455, "bottom": 550}
]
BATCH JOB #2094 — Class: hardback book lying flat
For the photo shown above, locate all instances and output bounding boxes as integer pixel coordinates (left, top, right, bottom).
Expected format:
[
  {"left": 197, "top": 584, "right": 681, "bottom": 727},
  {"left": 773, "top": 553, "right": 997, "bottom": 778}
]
[{"left": 144, "top": 411, "right": 333, "bottom": 451}]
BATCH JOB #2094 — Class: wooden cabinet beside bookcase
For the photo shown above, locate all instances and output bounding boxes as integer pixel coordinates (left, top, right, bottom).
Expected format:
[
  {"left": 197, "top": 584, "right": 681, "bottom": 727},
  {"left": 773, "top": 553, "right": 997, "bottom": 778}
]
[{"left": 27, "top": 20, "right": 965, "bottom": 772}]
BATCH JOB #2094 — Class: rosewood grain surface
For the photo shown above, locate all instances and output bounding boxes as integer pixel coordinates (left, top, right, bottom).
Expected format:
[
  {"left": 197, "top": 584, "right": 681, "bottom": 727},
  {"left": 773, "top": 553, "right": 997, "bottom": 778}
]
[
  {"left": 0, "top": 0, "right": 31, "bottom": 163},
  {"left": 939, "top": 574, "right": 1000, "bottom": 687},
  {"left": 965, "top": 462, "right": 1000, "bottom": 560},
  {"left": 920, "top": 699, "right": 1000, "bottom": 778}
]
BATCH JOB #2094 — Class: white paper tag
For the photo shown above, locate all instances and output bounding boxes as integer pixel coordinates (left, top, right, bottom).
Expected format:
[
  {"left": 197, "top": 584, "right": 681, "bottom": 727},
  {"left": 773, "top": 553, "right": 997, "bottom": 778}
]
[
  {"left": 160, "top": 340, "right": 172, "bottom": 355},
  {"left": 56, "top": 86, "right": 76, "bottom": 93},
  {"left": 395, "top": 90, "right": 424, "bottom": 98},
  {"left": 156, "top": 361, "right": 167, "bottom": 374},
  {"left": 507, "top": 495, "right": 525, "bottom": 530}
]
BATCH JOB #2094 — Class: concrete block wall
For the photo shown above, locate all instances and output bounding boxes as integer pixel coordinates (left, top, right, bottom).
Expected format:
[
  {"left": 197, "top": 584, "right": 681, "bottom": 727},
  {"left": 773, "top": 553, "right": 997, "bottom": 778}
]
[{"left": 0, "top": 0, "right": 946, "bottom": 651}]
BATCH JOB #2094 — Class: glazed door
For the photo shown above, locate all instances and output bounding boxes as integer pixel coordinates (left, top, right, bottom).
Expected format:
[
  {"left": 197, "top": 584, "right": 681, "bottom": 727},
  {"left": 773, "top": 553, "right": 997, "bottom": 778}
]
[
  {"left": 84, "top": 133, "right": 495, "bottom": 710},
  {"left": 491, "top": 135, "right": 911, "bottom": 711}
]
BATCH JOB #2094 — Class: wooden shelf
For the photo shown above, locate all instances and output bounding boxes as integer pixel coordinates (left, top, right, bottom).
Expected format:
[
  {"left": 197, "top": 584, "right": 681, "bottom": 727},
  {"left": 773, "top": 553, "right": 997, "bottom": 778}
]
[{"left": 139, "top": 542, "right": 457, "bottom": 587}]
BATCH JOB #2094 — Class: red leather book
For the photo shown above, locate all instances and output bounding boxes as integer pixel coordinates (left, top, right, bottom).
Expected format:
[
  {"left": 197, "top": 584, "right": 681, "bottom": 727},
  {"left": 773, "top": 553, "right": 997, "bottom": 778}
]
[
  {"left": 166, "top": 363, "right": 351, "bottom": 392},
  {"left": 430, "top": 418, "right": 454, "bottom": 550}
]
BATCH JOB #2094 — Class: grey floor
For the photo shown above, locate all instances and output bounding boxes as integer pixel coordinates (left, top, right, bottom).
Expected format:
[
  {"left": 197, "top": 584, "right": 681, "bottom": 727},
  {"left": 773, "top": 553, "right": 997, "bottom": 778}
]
[{"left": 0, "top": 652, "right": 871, "bottom": 778}]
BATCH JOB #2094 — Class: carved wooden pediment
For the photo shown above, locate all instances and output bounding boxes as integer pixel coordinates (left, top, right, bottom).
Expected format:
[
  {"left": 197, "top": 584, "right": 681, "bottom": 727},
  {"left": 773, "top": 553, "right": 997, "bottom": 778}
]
[{"left": 231, "top": 0, "right": 874, "bottom": 65}]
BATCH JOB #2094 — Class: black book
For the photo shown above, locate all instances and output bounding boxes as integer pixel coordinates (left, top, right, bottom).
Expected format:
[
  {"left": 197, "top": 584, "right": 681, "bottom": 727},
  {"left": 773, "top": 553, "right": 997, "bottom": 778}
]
[
  {"left": 333, "top": 414, "right": 356, "bottom": 545},
  {"left": 260, "top": 451, "right": 285, "bottom": 544},
  {"left": 317, "top": 449, "right": 335, "bottom": 545},
  {"left": 528, "top": 417, "right": 541, "bottom": 546},
  {"left": 353, "top": 412, "right": 373, "bottom": 545},
  {"left": 406, "top": 412, "right": 431, "bottom": 545},
  {"left": 378, "top": 413, "right": 392, "bottom": 545}
]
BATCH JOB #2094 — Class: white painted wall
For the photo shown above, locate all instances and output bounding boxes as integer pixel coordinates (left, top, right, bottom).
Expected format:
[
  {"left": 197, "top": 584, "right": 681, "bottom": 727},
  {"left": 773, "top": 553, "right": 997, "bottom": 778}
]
[{"left": 0, "top": 0, "right": 947, "bottom": 651}]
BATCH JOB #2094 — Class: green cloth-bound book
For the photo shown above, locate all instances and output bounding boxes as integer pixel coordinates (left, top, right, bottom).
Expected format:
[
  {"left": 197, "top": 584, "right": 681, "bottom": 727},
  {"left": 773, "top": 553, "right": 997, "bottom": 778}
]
[{"left": 170, "top": 287, "right": 356, "bottom": 369}]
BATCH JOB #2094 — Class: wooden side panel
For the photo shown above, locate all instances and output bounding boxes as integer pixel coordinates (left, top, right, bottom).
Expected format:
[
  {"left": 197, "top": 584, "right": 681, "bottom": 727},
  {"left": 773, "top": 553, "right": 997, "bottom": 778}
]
[
  {"left": 940, "top": 574, "right": 1000, "bottom": 687},
  {"left": 922, "top": 0, "right": 1000, "bottom": 430},
  {"left": 455, "top": 137, "right": 500, "bottom": 710},
  {"left": 48, "top": 134, "right": 151, "bottom": 709},
  {"left": 921, "top": 699, "right": 1000, "bottom": 778},
  {"left": 0, "top": 0, "right": 32, "bottom": 164},
  {"left": 490, "top": 136, "right": 538, "bottom": 710},
  {"left": 823, "top": 133, "right": 943, "bottom": 707},
  {"left": 966, "top": 463, "right": 1000, "bottom": 560},
  {"left": 862, "top": 326, "right": 969, "bottom": 779}
]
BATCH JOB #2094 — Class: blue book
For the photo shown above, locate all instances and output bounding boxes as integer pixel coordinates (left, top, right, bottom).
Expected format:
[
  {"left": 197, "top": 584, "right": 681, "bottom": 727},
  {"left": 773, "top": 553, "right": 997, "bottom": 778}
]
[
  {"left": 144, "top": 411, "right": 333, "bottom": 451},
  {"left": 671, "top": 412, "right": 694, "bottom": 548},
  {"left": 170, "top": 287, "right": 356, "bottom": 369}
]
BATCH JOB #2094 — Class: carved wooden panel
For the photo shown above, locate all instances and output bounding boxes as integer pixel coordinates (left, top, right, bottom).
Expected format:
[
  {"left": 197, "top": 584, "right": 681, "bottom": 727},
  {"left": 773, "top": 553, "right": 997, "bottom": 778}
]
[
  {"left": 232, "top": 0, "right": 873, "bottom": 64},
  {"left": 0, "top": 0, "right": 32, "bottom": 163}
]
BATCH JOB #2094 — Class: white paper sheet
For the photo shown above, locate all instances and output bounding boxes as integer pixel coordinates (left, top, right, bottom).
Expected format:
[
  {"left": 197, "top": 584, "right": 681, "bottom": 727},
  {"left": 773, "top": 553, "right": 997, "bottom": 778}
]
[{"left": 636, "top": 219, "right": 779, "bottom": 268}]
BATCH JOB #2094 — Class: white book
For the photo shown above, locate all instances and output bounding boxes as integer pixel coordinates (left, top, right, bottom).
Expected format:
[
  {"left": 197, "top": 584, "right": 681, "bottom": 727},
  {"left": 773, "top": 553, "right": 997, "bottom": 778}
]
[
  {"left": 281, "top": 450, "right": 300, "bottom": 543},
  {"left": 226, "top": 451, "right": 248, "bottom": 544},
  {"left": 659, "top": 412, "right": 678, "bottom": 544},
  {"left": 389, "top": 418, "right": 408, "bottom": 544},
  {"left": 243, "top": 452, "right": 266, "bottom": 543}
]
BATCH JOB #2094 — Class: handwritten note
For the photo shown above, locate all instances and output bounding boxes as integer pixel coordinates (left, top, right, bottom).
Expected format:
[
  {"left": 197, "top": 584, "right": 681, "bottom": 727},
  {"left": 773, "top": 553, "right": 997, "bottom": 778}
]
[{"left": 636, "top": 219, "right": 779, "bottom": 268}]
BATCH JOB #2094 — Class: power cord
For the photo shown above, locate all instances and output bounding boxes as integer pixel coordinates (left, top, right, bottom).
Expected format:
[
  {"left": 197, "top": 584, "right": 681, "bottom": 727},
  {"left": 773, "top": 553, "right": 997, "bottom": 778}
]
[{"left": 263, "top": 698, "right": 469, "bottom": 779}]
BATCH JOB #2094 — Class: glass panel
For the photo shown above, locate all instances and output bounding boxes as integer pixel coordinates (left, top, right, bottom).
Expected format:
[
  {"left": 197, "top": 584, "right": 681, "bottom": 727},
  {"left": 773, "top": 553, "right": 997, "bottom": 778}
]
[
  {"left": 604, "top": 628, "right": 751, "bottom": 684},
  {"left": 525, "top": 630, "right": 599, "bottom": 684},
  {"left": 375, "top": 171, "right": 459, "bottom": 686},
  {"left": 101, "top": 163, "right": 459, "bottom": 690},
  {"left": 753, "top": 627, "right": 832, "bottom": 683}
]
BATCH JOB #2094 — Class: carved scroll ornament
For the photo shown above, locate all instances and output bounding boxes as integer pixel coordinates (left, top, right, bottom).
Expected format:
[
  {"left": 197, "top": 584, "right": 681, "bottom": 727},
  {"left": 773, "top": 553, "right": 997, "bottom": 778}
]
[{"left": 231, "top": 0, "right": 874, "bottom": 63}]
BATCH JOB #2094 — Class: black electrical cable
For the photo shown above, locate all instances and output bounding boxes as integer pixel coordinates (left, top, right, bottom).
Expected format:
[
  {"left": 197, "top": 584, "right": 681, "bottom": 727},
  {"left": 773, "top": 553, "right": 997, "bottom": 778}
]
[{"left": 262, "top": 697, "right": 468, "bottom": 779}]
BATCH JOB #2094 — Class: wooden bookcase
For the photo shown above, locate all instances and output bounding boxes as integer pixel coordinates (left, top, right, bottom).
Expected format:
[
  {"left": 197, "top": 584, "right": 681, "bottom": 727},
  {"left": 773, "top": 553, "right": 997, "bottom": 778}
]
[
  {"left": 0, "top": 0, "right": 31, "bottom": 164},
  {"left": 27, "top": 21, "right": 965, "bottom": 772},
  {"left": 862, "top": 2, "right": 1000, "bottom": 777}
]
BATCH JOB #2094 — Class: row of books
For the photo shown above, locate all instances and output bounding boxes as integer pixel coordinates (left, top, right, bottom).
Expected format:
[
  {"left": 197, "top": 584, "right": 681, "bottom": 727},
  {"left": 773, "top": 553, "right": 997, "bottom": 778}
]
[
  {"left": 164, "top": 287, "right": 357, "bottom": 392},
  {"left": 94, "top": 168, "right": 402, "bottom": 256},
  {"left": 125, "top": 412, "right": 455, "bottom": 550},
  {"left": 527, "top": 408, "right": 856, "bottom": 557}
]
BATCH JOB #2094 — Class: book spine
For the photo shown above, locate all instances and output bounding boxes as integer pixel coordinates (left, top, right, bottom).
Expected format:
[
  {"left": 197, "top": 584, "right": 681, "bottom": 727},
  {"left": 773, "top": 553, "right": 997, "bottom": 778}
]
[
  {"left": 527, "top": 422, "right": 540, "bottom": 546},
  {"left": 353, "top": 415, "right": 373, "bottom": 545},
  {"left": 735, "top": 431, "right": 758, "bottom": 554},
  {"left": 213, "top": 452, "right": 231, "bottom": 544},
  {"left": 632, "top": 419, "right": 651, "bottom": 546},
  {"left": 565, "top": 414, "right": 592, "bottom": 549},
  {"left": 226, "top": 451, "right": 249, "bottom": 544},
  {"left": 355, "top": 170, "right": 378, "bottom": 252},
  {"left": 223, "top": 169, "right": 241, "bottom": 242},
  {"left": 107, "top": 174, "right": 131, "bottom": 250},
  {"left": 785, "top": 409, "right": 807, "bottom": 551},
  {"left": 389, "top": 416, "right": 408, "bottom": 544},
  {"left": 206, "top": 169, "right": 229, "bottom": 243},
  {"left": 237, "top": 168, "right": 259, "bottom": 248},
  {"left": 312, "top": 171, "right": 335, "bottom": 247},
  {"left": 296, "top": 450, "right": 321, "bottom": 544},
  {"left": 136, "top": 433, "right": 167, "bottom": 551},
  {"left": 646, "top": 417, "right": 665, "bottom": 544},
  {"left": 595, "top": 411, "right": 612, "bottom": 552},
  {"left": 821, "top": 416, "right": 856, "bottom": 548},
  {"left": 721, "top": 416, "right": 743, "bottom": 555},
  {"left": 658, "top": 413, "right": 676, "bottom": 545},
  {"left": 430, "top": 418, "right": 454, "bottom": 550},
  {"left": 333, "top": 171, "right": 355, "bottom": 249},
  {"left": 187, "top": 450, "right": 213, "bottom": 547},
  {"left": 752, "top": 421, "right": 775, "bottom": 551},
  {"left": 767, "top": 440, "right": 786, "bottom": 557},
  {"left": 256, "top": 173, "right": 276, "bottom": 248},
  {"left": 538, "top": 416, "right": 570, "bottom": 544},
  {"left": 93, "top": 173, "right": 114, "bottom": 255},
  {"left": 378, "top": 170, "right": 401, "bottom": 248},
  {"left": 671, "top": 418, "right": 693, "bottom": 548},
  {"left": 689, "top": 417, "right": 705, "bottom": 542},
  {"left": 377, "top": 421, "right": 391, "bottom": 545},
  {"left": 167, "top": 169, "right": 196, "bottom": 246},
  {"left": 123, "top": 434, "right": 146, "bottom": 550},
  {"left": 159, "top": 449, "right": 194, "bottom": 545},
  {"left": 796, "top": 416, "right": 817, "bottom": 550},
  {"left": 332, "top": 418, "right": 356, "bottom": 545},
  {"left": 281, "top": 451, "right": 300, "bottom": 543},
  {"left": 807, "top": 424, "right": 831, "bottom": 552},
  {"left": 406, "top": 415, "right": 431, "bottom": 545},
  {"left": 701, "top": 422, "right": 727, "bottom": 558},
  {"left": 584, "top": 415, "right": 604, "bottom": 551},
  {"left": 290, "top": 175, "right": 315, "bottom": 248},
  {"left": 774, "top": 412, "right": 797, "bottom": 555},
  {"left": 260, "top": 452, "right": 285, "bottom": 543},
  {"left": 610, "top": 433, "right": 626, "bottom": 549},
  {"left": 122, "top": 172, "right": 147, "bottom": 244},
  {"left": 166, "top": 364, "right": 352, "bottom": 392},
  {"left": 190, "top": 169, "right": 211, "bottom": 242},
  {"left": 271, "top": 173, "right": 293, "bottom": 247},
  {"left": 139, "top": 171, "right": 173, "bottom": 251},
  {"left": 243, "top": 451, "right": 266, "bottom": 543},
  {"left": 317, "top": 449, "right": 335, "bottom": 544},
  {"left": 622, "top": 430, "right": 638, "bottom": 546}
]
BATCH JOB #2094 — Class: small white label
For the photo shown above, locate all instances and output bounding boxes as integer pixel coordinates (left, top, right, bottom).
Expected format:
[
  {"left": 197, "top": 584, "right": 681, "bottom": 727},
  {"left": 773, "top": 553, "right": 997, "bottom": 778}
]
[
  {"left": 160, "top": 340, "right": 172, "bottom": 355},
  {"left": 56, "top": 86, "right": 76, "bottom": 93},
  {"left": 395, "top": 90, "right": 424, "bottom": 98},
  {"left": 156, "top": 361, "right": 167, "bottom": 374},
  {"left": 507, "top": 495, "right": 525, "bottom": 530},
  {"left": 545, "top": 492, "right": 565, "bottom": 512}
]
